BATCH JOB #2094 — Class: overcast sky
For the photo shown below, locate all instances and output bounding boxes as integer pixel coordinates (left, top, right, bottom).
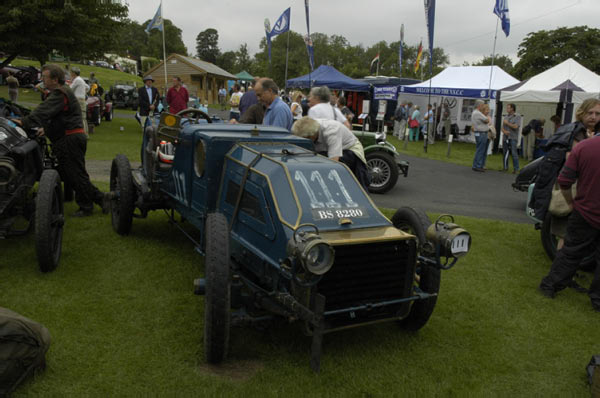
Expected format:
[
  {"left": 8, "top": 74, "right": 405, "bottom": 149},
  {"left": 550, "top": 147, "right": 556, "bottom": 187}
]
[{"left": 128, "top": 0, "right": 594, "bottom": 70}]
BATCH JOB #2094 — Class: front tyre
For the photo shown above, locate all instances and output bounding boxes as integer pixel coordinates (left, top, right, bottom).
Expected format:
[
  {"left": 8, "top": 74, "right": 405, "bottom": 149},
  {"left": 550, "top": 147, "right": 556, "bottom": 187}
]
[
  {"left": 392, "top": 207, "right": 441, "bottom": 331},
  {"left": 366, "top": 151, "right": 399, "bottom": 194},
  {"left": 35, "top": 169, "right": 64, "bottom": 272},
  {"left": 110, "top": 155, "right": 135, "bottom": 235},
  {"left": 204, "top": 212, "right": 231, "bottom": 364}
]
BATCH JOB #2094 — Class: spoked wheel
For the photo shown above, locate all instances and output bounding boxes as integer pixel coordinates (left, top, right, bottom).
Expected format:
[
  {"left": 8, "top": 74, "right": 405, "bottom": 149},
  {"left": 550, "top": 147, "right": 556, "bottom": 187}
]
[
  {"left": 366, "top": 151, "right": 399, "bottom": 194},
  {"left": 204, "top": 212, "right": 231, "bottom": 364},
  {"left": 35, "top": 169, "right": 64, "bottom": 272},
  {"left": 110, "top": 155, "right": 135, "bottom": 235},
  {"left": 392, "top": 207, "right": 441, "bottom": 331}
]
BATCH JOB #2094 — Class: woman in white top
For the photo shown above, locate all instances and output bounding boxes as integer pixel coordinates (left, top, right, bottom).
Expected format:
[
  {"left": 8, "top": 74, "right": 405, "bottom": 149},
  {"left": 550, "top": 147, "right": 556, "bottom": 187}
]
[{"left": 290, "top": 92, "right": 304, "bottom": 120}]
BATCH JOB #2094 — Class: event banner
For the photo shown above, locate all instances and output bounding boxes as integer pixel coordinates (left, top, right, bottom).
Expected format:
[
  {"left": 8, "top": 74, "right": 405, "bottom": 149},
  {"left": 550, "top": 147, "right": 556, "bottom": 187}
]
[
  {"left": 400, "top": 86, "right": 497, "bottom": 99},
  {"left": 374, "top": 86, "right": 398, "bottom": 100}
]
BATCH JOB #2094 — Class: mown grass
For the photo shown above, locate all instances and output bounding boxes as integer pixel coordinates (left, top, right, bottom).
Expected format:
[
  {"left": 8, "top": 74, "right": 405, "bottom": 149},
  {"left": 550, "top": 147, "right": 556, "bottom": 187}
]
[
  {"left": 86, "top": 115, "right": 141, "bottom": 162},
  {"left": 387, "top": 135, "right": 529, "bottom": 172},
  {"left": 5, "top": 58, "right": 142, "bottom": 90},
  {"left": 2, "top": 199, "right": 598, "bottom": 396}
]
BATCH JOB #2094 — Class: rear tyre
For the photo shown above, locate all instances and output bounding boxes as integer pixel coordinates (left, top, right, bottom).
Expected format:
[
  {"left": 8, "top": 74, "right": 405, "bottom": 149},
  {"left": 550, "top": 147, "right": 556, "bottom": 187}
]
[
  {"left": 204, "top": 212, "right": 231, "bottom": 364},
  {"left": 366, "top": 151, "right": 399, "bottom": 194},
  {"left": 35, "top": 170, "right": 64, "bottom": 272},
  {"left": 392, "top": 207, "right": 441, "bottom": 331},
  {"left": 540, "top": 212, "right": 595, "bottom": 271},
  {"left": 105, "top": 107, "right": 113, "bottom": 121},
  {"left": 110, "top": 155, "right": 135, "bottom": 235}
]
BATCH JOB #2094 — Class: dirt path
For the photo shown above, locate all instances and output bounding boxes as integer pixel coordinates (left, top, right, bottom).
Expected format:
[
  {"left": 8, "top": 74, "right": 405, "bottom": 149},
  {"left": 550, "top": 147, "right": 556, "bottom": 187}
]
[{"left": 87, "top": 159, "right": 140, "bottom": 183}]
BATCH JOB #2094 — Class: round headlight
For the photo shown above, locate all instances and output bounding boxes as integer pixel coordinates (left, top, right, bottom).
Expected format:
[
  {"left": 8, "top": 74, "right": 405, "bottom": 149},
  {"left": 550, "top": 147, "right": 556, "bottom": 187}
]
[{"left": 303, "top": 240, "right": 335, "bottom": 275}]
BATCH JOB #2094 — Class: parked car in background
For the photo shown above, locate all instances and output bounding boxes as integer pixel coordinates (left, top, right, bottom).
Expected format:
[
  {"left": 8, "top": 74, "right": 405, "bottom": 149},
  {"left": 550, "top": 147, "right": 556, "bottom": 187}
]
[
  {"left": 105, "top": 81, "right": 138, "bottom": 110},
  {"left": 95, "top": 61, "right": 111, "bottom": 68},
  {"left": 83, "top": 79, "right": 113, "bottom": 131},
  {"left": 0, "top": 65, "right": 40, "bottom": 88}
]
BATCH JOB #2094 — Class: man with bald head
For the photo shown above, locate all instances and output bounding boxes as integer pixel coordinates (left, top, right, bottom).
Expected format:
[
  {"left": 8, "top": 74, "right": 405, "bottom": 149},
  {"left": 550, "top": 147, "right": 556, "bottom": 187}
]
[{"left": 255, "top": 77, "right": 293, "bottom": 132}]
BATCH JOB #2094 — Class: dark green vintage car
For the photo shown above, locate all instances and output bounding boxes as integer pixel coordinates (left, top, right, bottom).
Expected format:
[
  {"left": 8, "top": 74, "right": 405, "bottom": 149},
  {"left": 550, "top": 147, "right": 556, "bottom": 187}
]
[{"left": 353, "top": 130, "right": 409, "bottom": 194}]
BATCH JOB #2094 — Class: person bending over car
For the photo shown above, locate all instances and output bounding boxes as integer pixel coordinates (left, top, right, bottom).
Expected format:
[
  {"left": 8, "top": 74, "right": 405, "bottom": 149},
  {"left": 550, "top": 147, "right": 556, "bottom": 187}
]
[
  {"left": 292, "top": 116, "right": 370, "bottom": 191},
  {"left": 13, "top": 64, "right": 111, "bottom": 217}
]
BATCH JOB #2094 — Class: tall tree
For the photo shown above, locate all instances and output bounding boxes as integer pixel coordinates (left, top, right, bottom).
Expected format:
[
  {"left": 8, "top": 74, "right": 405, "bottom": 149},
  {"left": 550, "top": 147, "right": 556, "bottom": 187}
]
[
  {"left": 0, "top": 0, "right": 128, "bottom": 67},
  {"left": 114, "top": 19, "right": 149, "bottom": 59},
  {"left": 196, "top": 28, "right": 220, "bottom": 63},
  {"left": 143, "top": 19, "right": 187, "bottom": 59},
  {"left": 472, "top": 54, "right": 514, "bottom": 75},
  {"left": 235, "top": 44, "right": 253, "bottom": 72},
  {"left": 216, "top": 51, "right": 237, "bottom": 74},
  {"left": 513, "top": 26, "right": 600, "bottom": 80}
]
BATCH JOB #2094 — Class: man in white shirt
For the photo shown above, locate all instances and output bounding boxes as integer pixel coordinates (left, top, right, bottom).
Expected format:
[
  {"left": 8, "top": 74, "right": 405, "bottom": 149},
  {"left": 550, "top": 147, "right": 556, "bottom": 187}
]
[
  {"left": 69, "top": 67, "right": 89, "bottom": 134},
  {"left": 292, "top": 116, "right": 369, "bottom": 190},
  {"left": 307, "top": 86, "right": 352, "bottom": 129},
  {"left": 229, "top": 84, "right": 243, "bottom": 121}
]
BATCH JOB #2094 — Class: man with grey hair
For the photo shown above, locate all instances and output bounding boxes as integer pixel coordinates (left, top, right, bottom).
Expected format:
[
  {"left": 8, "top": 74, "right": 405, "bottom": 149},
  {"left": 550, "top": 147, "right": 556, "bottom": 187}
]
[
  {"left": 471, "top": 99, "right": 490, "bottom": 172},
  {"left": 307, "top": 86, "right": 352, "bottom": 129},
  {"left": 69, "top": 67, "right": 89, "bottom": 135},
  {"left": 255, "top": 77, "right": 293, "bottom": 131},
  {"left": 292, "top": 116, "right": 369, "bottom": 190}
]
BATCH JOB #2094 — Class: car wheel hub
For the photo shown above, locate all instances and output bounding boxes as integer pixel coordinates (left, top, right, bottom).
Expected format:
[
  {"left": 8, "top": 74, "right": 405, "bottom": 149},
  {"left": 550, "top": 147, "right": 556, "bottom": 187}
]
[{"left": 368, "top": 158, "right": 390, "bottom": 187}]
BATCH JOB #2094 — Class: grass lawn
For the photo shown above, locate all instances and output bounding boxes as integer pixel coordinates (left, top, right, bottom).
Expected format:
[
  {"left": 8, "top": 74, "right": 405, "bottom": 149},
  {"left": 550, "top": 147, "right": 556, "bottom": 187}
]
[
  {"left": 2, "top": 195, "right": 598, "bottom": 395},
  {"left": 86, "top": 115, "right": 141, "bottom": 162},
  {"left": 5, "top": 58, "right": 142, "bottom": 91},
  {"left": 387, "top": 135, "right": 530, "bottom": 173}
]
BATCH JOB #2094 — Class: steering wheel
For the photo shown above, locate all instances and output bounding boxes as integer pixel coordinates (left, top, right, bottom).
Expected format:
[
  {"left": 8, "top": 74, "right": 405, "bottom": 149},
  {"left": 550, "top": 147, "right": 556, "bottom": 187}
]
[{"left": 176, "top": 108, "right": 212, "bottom": 125}]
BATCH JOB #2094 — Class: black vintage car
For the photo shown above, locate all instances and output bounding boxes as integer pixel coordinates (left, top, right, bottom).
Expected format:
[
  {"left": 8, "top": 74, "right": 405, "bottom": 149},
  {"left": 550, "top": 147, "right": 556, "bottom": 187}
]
[
  {"left": 0, "top": 100, "right": 64, "bottom": 272},
  {"left": 106, "top": 81, "right": 138, "bottom": 110}
]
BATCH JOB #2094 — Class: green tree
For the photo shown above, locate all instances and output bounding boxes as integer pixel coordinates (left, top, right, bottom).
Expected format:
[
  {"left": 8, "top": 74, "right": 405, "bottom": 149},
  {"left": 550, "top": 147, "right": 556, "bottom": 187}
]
[
  {"left": 513, "top": 26, "right": 600, "bottom": 79},
  {"left": 472, "top": 54, "right": 514, "bottom": 75},
  {"left": 0, "top": 0, "right": 128, "bottom": 67},
  {"left": 216, "top": 51, "right": 237, "bottom": 74},
  {"left": 196, "top": 28, "right": 220, "bottom": 63},
  {"left": 144, "top": 19, "right": 187, "bottom": 59},
  {"left": 235, "top": 44, "right": 253, "bottom": 73},
  {"left": 114, "top": 19, "right": 149, "bottom": 59}
]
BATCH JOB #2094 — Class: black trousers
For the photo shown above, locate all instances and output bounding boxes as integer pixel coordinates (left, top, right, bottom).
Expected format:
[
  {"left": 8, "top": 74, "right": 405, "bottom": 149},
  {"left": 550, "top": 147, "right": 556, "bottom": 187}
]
[
  {"left": 53, "top": 133, "right": 102, "bottom": 211},
  {"left": 540, "top": 209, "right": 600, "bottom": 307},
  {"left": 339, "top": 150, "right": 370, "bottom": 192}
]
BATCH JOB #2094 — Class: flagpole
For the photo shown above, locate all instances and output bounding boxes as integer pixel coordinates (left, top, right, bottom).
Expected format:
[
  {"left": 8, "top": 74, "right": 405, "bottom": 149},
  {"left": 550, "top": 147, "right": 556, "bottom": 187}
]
[
  {"left": 284, "top": 30, "right": 290, "bottom": 91},
  {"left": 161, "top": 0, "right": 168, "bottom": 97},
  {"left": 487, "top": 18, "right": 499, "bottom": 100}
]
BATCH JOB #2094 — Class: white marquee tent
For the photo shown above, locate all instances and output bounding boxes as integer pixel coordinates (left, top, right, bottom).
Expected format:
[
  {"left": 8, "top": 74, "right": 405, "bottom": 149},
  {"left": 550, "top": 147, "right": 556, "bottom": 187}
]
[
  {"left": 398, "top": 66, "right": 519, "bottom": 136},
  {"left": 500, "top": 58, "right": 600, "bottom": 104}
]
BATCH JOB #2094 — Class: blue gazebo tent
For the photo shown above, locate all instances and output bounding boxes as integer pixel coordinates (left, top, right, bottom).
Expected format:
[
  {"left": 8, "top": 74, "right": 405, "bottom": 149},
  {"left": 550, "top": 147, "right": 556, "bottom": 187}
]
[{"left": 287, "top": 65, "right": 370, "bottom": 92}]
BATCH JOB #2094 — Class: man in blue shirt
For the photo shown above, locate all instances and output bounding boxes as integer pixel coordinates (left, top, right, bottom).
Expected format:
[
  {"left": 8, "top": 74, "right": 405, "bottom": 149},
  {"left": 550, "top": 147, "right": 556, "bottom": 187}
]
[{"left": 255, "top": 78, "right": 293, "bottom": 132}]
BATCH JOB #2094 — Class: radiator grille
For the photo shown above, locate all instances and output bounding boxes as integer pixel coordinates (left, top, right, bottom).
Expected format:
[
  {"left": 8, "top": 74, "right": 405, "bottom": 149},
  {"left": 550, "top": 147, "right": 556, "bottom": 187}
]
[{"left": 317, "top": 239, "right": 416, "bottom": 314}]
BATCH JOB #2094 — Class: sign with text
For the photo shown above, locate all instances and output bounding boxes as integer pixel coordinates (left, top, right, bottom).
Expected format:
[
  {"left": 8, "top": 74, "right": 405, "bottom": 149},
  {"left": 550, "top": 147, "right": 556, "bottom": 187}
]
[{"left": 374, "top": 86, "right": 399, "bottom": 100}]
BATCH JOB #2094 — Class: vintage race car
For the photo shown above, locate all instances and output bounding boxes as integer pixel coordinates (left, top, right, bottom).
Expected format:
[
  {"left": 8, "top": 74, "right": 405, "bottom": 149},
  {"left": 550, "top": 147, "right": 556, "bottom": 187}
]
[
  {"left": 0, "top": 103, "right": 64, "bottom": 272},
  {"left": 109, "top": 109, "right": 471, "bottom": 371}
]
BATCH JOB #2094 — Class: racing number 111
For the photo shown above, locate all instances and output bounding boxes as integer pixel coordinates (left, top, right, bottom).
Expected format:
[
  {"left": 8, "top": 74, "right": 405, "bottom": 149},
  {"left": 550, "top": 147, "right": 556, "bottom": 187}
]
[{"left": 294, "top": 169, "right": 358, "bottom": 209}]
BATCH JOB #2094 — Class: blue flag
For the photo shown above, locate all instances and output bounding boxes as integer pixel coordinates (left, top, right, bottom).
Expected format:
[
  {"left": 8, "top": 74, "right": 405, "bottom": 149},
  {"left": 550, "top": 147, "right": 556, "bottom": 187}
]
[
  {"left": 424, "top": 0, "right": 436, "bottom": 75},
  {"left": 270, "top": 7, "right": 291, "bottom": 37},
  {"left": 493, "top": 0, "right": 510, "bottom": 37},
  {"left": 265, "top": 8, "right": 291, "bottom": 63},
  {"left": 145, "top": 4, "right": 163, "bottom": 33}
]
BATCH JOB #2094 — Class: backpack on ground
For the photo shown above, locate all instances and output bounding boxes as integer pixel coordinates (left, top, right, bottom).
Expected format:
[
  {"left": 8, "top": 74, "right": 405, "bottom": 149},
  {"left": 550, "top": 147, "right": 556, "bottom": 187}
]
[{"left": 0, "top": 307, "right": 51, "bottom": 397}]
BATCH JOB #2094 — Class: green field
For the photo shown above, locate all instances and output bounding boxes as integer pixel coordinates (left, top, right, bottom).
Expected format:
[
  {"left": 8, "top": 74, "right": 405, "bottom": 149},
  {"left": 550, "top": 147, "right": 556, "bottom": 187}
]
[
  {"left": 1, "top": 113, "right": 598, "bottom": 396},
  {"left": 4, "top": 58, "right": 142, "bottom": 91}
]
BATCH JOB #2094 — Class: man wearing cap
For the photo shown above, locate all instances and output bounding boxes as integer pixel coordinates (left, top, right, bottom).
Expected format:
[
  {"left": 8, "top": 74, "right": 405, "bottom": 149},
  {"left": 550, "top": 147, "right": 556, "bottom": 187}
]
[{"left": 138, "top": 75, "right": 160, "bottom": 120}]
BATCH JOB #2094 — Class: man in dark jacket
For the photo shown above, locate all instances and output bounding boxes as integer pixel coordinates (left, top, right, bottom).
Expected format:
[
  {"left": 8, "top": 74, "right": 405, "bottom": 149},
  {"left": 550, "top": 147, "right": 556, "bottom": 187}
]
[
  {"left": 539, "top": 135, "right": 600, "bottom": 311},
  {"left": 15, "top": 64, "right": 110, "bottom": 217},
  {"left": 138, "top": 75, "right": 160, "bottom": 117}
]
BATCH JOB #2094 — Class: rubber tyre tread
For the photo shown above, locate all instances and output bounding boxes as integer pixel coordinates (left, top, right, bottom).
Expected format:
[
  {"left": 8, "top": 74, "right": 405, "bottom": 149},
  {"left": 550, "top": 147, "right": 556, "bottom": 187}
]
[
  {"left": 541, "top": 212, "right": 595, "bottom": 270},
  {"left": 366, "top": 151, "right": 399, "bottom": 194},
  {"left": 391, "top": 207, "right": 431, "bottom": 249},
  {"left": 110, "top": 155, "right": 135, "bottom": 235},
  {"left": 105, "top": 108, "right": 113, "bottom": 121},
  {"left": 391, "top": 207, "right": 441, "bottom": 331},
  {"left": 35, "top": 169, "right": 63, "bottom": 272},
  {"left": 204, "top": 212, "right": 231, "bottom": 364}
]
